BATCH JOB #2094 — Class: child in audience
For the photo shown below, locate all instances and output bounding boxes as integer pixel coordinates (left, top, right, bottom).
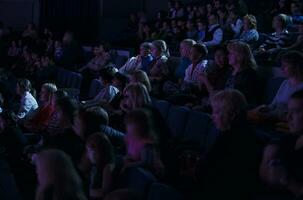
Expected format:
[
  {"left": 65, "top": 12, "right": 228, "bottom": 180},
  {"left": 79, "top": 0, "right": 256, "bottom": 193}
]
[
  {"left": 86, "top": 132, "right": 116, "bottom": 199},
  {"left": 82, "top": 66, "right": 119, "bottom": 108},
  {"left": 34, "top": 149, "right": 87, "bottom": 200},
  {"left": 12, "top": 79, "right": 38, "bottom": 121},
  {"left": 123, "top": 108, "right": 164, "bottom": 175},
  {"left": 128, "top": 70, "right": 152, "bottom": 92}
]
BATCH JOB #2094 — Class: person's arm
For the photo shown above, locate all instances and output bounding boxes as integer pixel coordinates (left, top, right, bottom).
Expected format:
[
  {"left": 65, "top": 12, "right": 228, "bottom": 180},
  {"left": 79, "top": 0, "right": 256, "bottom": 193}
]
[
  {"left": 90, "top": 164, "right": 115, "bottom": 199},
  {"left": 123, "top": 145, "right": 154, "bottom": 170},
  {"left": 204, "top": 28, "right": 223, "bottom": 46},
  {"left": 283, "top": 36, "right": 303, "bottom": 51},
  {"left": 231, "top": 19, "right": 243, "bottom": 35}
]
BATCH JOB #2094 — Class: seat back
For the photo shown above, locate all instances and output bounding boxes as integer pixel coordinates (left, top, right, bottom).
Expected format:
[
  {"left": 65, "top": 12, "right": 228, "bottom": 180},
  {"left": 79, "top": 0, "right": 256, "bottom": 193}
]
[
  {"left": 166, "top": 106, "right": 190, "bottom": 138},
  {"left": 154, "top": 100, "right": 171, "bottom": 120},
  {"left": 88, "top": 79, "right": 103, "bottom": 98},
  {"left": 264, "top": 77, "right": 285, "bottom": 104}
]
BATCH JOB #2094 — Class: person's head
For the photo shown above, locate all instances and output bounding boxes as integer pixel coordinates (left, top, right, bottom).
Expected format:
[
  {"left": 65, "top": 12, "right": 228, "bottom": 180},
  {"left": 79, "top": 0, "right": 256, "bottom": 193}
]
[
  {"left": 243, "top": 14, "right": 257, "bottom": 31},
  {"left": 151, "top": 40, "right": 169, "bottom": 58},
  {"left": 227, "top": 41, "right": 257, "bottom": 70},
  {"left": 197, "top": 20, "right": 207, "bottom": 31},
  {"left": 189, "top": 43, "right": 208, "bottom": 63},
  {"left": 211, "top": 89, "right": 248, "bottom": 131},
  {"left": 186, "top": 20, "right": 195, "bottom": 30},
  {"left": 280, "top": 51, "right": 303, "bottom": 80},
  {"left": 128, "top": 70, "right": 152, "bottom": 92},
  {"left": 99, "top": 66, "right": 118, "bottom": 85},
  {"left": 288, "top": 90, "right": 303, "bottom": 133},
  {"left": 74, "top": 107, "right": 109, "bottom": 139},
  {"left": 272, "top": 14, "right": 288, "bottom": 30},
  {"left": 39, "top": 83, "right": 57, "bottom": 105},
  {"left": 208, "top": 13, "right": 219, "bottom": 25},
  {"left": 62, "top": 31, "right": 75, "bottom": 45},
  {"left": 99, "top": 43, "right": 111, "bottom": 54},
  {"left": 139, "top": 42, "right": 152, "bottom": 57},
  {"left": 16, "top": 79, "right": 31, "bottom": 95},
  {"left": 86, "top": 132, "right": 115, "bottom": 166},
  {"left": 92, "top": 46, "right": 101, "bottom": 56},
  {"left": 206, "top": 3, "right": 213, "bottom": 13},
  {"left": 34, "top": 149, "right": 85, "bottom": 200},
  {"left": 112, "top": 72, "right": 129, "bottom": 91},
  {"left": 125, "top": 108, "right": 157, "bottom": 142},
  {"left": 291, "top": 1, "right": 302, "bottom": 15},
  {"left": 214, "top": 0, "right": 222, "bottom": 9},
  {"left": 120, "top": 83, "right": 151, "bottom": 112},
  {"left": 214, "top": 46, "right": 229, "bottom": 68},
  {"left": 180, "top": 39, "right": 196, "bottom": 58},
  {"left": 51, "top": 90, "right": 68, "bottom": 108},
  {"left": 55, "top": 97, "right": 78, "bottom": 128}
]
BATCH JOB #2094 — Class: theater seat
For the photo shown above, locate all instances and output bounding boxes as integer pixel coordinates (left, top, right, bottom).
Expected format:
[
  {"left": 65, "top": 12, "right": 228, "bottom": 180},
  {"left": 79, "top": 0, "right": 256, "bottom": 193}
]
[
  {"left": 88, "top": 79, "right": 103, "bottom": 99},
  {"left": 183, "top": 111, "right": 212, "bottom": 149},
  {"left": 166, "top": 106, "right": 190, "bottom": 138},
  {"left": 118, "top": 167, "right": 157, "bottom": 199},
  {"left": 154, "top": 100, "right": 171, "bottom": 120},
  {"left": 148, "top": 183, "right": 184, "bottom": 200},
  {"left": 114, "top": 55, "right": 128, "bottom": 68},
  {"left": 264, "top": 77, "right": 285, "bottom": 104}
]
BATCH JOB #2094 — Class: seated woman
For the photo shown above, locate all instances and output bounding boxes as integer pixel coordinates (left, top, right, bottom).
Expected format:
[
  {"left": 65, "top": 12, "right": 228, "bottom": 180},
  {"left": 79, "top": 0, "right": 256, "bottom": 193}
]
[
  {"left": 128, "top": 70, "right": 152, "bottom": 92},
  {"left": 86, "top": 133, "right": 116, "bottom": 200},
  {"left": 232, "top": 14, "right": 259, "bottom": 46},
  {"left": 119, "top": 42, "right": 154, "bottom": 74},
  {"left": 82, "top": 66, "right": 119, "bottom": 109},
  {"left": 12, "top": 79, "right": 38, "bottom": 122},
  {"left": 109, "top": 83, "right": 152, "bottom": 132},
  {"left": 149, "top": 40, "right": 170, "bottom": 96},
  {"left": 34, "top": 149, "right": 87, "bottom": 200},
  {"left": 24, "top": 83, "right": 57, "bottom": 133},
  {"left": 123, "top": 108, "right": 164, "bottom": 176},
  {"left": 195, "top": 89, "right": 258, "bottom": 200},
  {"left": 260, "top": 90, "right": 303, "bottom": 199},
  {"left": 249, "top": 51, "right": 303, "bottom": 124},
  {"left": 223, "top": 41, "right": 260, "bottom": 105},
  {"left": 254, "top": 14, "right": 291, "bottom": 61}
]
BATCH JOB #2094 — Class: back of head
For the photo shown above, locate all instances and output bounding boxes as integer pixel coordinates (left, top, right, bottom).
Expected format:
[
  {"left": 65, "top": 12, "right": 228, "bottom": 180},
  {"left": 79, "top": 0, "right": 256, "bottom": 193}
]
[
  {"left": 56, "top": 97, "right": 78, "bottom": 125},
  {"left": 152, "top": 40, "right": 170, "bottom": 57},
  {"left": 181, "top": 39, "right": 196, "bottom": 47},
  {"left": 100, "top": 66, "right": 118, "bottom": 83},
  {"left": 192, "top": 43, "right": 208, "bottom": 58},
  {"left": 129, "top": 70, "right": 152, "bottom": 92},
  {"left": 18, "top": 79, "right": 32, "bottom": 92}
]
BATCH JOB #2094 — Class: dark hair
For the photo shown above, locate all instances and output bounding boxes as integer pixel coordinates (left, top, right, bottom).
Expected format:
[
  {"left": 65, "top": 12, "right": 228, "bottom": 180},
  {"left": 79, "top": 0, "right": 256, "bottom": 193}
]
[
  {"left": 291, "top": 89, "right": 303, "bottom": 100},
  {"left": 114, "top": 72, "right": 129, "bottom": 90},
  {"left": 192, "top": 43, "right": 208, "bottom": 58},
  {"left": 17, "top": 79, "right": 32, "bottom": 92},
  {"left": 56, "top": 97, "right": 78, "bottom": 125},
  {"left": 54, "top": 90, "right": 68, "bottom": 100},
  {"left": 214, "top": 45, "right": 228, "bottom": 54},
  {"left": 99, "top": 66, "right": 118, "bottom": 83},
  {"left": 275, "top": 14, "right": 289, "bottom": 29},
  {"left": 79, "top": 107, "right": 109, "bottom": 139},
  {"left": 281, "top": 51, "right": 303, "bottom": 80},
  {"left": 125, "top": 108, "right": 157, "bottom": 141}
]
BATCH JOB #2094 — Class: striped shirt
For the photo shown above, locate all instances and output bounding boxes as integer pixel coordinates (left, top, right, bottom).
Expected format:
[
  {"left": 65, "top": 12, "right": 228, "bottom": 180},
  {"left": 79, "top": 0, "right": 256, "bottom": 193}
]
[{"left": 260, "top": 30, "right": 291, "bottom": 49}]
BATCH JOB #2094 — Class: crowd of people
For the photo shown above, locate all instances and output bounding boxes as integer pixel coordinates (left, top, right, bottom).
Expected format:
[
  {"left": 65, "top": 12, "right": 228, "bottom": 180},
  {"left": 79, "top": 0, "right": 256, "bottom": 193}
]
[{"left": 0, "top": 0, "right": 303, "bottom": 200}]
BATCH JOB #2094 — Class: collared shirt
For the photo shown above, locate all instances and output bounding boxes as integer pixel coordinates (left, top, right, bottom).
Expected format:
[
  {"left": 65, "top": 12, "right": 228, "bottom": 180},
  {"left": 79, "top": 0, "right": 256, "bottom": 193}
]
[
  {"left": 184, "top": 59, "right": 208, "bottom": 84},
  {"left": 260, "top": 29, "right": 291, "bottom": 49},
  {"left": 203, "top": 24, "right": 223, "bottom": 47},
  {"left": 17, "top": 91, "right": 38, "bottom": 119}
]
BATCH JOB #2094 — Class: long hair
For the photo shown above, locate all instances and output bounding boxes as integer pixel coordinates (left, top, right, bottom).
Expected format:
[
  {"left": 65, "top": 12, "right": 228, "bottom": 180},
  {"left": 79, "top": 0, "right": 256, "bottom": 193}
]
[
  {"left": 121, "top": 83, "right": 152, "bottom": 112},
  {"left": 35, "top": 149, "right": 86, "bottom": 200},
  {"left": 227, "top": 41, "right": 257, "bottom": 70},
  {"left": 129, "top": 70, "right": 152, "bottom": 92}
]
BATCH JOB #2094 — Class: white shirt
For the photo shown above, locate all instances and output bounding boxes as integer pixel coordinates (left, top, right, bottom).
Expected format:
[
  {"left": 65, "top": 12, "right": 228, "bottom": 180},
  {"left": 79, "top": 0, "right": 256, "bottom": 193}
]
[
  {"left": 231, "top": 18, "right": 243, "bottom": 36},
  {"left": 85, "top": 85, "right": 119, "bottom": 108},
  {"left": 119, "top": 56, "right": 141, "bottom": 74},
  {"left": 203, "top": 24, "right": 223, "bottom": 47},
  {"left": 184, "top": 59, "right": 208, "bottom": 84},
  {"left": 17, "top": 91, "right": 38, "bottom": 119}
]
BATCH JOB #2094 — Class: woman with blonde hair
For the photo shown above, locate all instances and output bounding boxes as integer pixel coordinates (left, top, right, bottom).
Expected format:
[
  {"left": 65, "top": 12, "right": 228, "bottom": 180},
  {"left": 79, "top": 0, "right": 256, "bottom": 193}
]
[
  {"left": 34, "top": 149, "right": 87, "bottom": 200},
  {"left": 120, "top": 83, "right": 151, "bottom": 112},
  {"left": 233, "top": 14, "right": 259, "bottom": 45},
  {"left": 195, "top": 89, "right": 258, "bottom": 200},
  {"left": 25, "top": 83, "right": 58, "bottom": 132},
  {"left": 224, "top": 41, "right": 259, "bottom": 105},
  {"left": 128, "top": 70, "right": 152, "bottom": 92}
]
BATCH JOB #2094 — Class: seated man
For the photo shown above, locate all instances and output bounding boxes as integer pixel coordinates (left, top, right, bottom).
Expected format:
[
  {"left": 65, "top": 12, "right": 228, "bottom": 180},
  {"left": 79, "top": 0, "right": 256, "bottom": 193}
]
[{"left": 201, "top": 13, "right": 223, "bottom": 48}]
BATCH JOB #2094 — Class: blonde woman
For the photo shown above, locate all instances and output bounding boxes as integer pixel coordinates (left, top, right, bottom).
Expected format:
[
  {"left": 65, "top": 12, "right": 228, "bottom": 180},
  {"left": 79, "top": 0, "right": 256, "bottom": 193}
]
[
  {"left": 34, "top": 149, "right": 87, "bottom": 200},
  {"left": 224, "top": 41, "right": 259, "bottom": 105},
  {"left": 195, "top": 89, "right": 258, "bottom": 200},
  {"left": 25, "top": 83, "right": 57, "bottom": 132},
  {"left": 235, "top": 14, "right": 259, "bottom": 44},
  {"left": 128, "top": 70, "right": 152, "bottom": 92}
]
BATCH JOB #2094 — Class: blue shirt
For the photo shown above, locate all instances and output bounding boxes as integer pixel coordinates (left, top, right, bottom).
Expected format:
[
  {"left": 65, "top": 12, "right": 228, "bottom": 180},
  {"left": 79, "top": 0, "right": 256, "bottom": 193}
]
[
  {"left": 141, "top": 54, "right": 154, "bottom": 73},
  {"left": 174, "top": 57, "right": 191, "bottom": 80}
]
